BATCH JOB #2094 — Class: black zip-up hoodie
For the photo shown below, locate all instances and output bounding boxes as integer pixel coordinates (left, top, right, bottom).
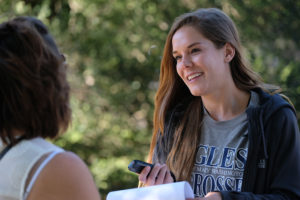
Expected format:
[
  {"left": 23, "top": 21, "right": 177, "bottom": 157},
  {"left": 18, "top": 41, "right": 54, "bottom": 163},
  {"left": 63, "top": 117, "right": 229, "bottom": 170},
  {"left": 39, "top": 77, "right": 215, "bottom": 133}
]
[{"left": 153, "top": 88, "right": 300, "bottom": 199}]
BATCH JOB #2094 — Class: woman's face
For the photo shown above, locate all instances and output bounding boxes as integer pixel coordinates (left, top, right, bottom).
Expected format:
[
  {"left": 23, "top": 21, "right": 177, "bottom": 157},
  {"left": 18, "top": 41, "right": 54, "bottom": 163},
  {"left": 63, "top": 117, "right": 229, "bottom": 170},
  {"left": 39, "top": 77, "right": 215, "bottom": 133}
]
[{"left": 172, "top": 25, "right": 232, "bottom": 97}]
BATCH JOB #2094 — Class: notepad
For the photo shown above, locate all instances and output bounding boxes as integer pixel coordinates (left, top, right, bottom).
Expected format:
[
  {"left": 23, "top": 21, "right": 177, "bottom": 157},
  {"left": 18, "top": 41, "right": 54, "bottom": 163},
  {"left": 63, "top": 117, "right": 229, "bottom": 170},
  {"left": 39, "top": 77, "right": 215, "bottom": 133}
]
[{"left": 107, "top": 181, "right": 194, "bottom": 200}]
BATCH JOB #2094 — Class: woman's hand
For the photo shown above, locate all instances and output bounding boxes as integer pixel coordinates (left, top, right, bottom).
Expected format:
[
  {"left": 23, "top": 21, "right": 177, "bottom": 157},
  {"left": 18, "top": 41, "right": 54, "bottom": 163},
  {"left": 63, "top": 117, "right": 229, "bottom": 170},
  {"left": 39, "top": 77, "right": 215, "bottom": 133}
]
[
  {"left": 186, "top": 192, "right": 222, "bottom": 200},
  {"left": 139, "top": 163, "right": 174, "bottom": 186}
]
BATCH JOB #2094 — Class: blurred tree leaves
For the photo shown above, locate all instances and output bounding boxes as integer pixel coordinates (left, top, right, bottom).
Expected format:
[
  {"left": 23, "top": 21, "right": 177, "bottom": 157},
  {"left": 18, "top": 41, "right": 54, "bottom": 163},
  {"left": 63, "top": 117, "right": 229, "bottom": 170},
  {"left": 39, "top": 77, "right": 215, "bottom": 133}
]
[{"left": 0, "top": 0, "right": 299, "bottom": 198}]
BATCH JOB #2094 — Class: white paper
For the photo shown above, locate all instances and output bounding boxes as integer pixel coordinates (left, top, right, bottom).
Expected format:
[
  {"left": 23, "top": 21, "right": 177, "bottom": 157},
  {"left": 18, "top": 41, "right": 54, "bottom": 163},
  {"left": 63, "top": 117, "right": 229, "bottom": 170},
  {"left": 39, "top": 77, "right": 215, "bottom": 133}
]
[{"left": 106, "top": 181, "right": 194, "bottom": 200}]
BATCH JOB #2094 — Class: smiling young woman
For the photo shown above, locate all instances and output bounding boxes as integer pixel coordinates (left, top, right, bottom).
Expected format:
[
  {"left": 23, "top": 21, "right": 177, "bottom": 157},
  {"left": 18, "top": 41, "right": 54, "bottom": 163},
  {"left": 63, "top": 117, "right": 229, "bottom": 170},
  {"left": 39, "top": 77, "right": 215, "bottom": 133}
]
[{"left": 138, "top": 8, "right": 300, "bottom": 200}]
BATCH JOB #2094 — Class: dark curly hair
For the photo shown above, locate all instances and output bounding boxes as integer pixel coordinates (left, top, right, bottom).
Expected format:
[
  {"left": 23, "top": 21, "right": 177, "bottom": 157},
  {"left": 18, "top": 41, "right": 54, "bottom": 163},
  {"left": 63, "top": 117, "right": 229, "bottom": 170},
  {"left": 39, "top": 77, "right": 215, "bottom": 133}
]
[{"left": 0, "top": 17, "right": 71, "bottom": 145}]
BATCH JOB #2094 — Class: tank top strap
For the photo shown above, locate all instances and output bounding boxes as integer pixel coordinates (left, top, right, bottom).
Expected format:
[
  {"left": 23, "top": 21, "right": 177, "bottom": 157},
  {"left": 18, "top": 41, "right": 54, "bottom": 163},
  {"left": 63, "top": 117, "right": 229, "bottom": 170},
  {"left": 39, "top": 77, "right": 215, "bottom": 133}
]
[{"left": 23, "top": 151, "right": 62, "bottom": 200}]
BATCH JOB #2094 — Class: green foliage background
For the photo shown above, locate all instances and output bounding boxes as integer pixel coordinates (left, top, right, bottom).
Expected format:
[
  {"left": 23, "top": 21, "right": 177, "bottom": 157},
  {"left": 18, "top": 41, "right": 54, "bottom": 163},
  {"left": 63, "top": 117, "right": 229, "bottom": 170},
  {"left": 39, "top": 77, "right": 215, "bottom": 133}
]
[{"left": 1, "top": 0, "right": 299, "bottom": 198}]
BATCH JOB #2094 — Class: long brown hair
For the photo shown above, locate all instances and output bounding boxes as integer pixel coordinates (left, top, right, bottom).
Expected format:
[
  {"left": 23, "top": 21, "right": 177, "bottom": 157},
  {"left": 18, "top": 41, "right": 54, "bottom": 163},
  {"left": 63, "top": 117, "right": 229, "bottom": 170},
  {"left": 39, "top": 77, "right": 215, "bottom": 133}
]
[
  {"left": 148, "top": 8, "right": 262, "bottom": 181},
  {"left": 0, "top": 17, "right": 70, "bottom": 145}
]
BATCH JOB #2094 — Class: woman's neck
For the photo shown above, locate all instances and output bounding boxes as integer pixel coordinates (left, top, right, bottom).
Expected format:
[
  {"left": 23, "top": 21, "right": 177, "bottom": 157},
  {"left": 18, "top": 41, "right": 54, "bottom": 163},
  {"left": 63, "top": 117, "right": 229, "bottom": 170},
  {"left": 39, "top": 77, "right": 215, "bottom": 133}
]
[{"left": 201, "top": 87, "right": 250, "bottom": 121}]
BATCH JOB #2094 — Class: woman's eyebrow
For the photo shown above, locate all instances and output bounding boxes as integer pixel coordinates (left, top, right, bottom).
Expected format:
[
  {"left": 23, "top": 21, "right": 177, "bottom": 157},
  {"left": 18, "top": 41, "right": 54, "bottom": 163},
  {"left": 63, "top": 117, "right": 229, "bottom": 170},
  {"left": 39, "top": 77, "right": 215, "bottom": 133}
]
[
  {"left": 172, "top": 42, "right": 202, "bottom": 54},
  {"left": 187, "top": 42, "right": 201, "bottom": 48}
]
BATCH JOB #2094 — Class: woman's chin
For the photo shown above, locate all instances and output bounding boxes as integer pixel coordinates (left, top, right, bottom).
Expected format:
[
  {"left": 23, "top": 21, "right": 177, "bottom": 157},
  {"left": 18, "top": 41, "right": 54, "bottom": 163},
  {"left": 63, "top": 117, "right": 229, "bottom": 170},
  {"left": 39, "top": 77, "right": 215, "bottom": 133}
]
[{"left": 190, "top": 90, "right": 204, "bottom": 97}]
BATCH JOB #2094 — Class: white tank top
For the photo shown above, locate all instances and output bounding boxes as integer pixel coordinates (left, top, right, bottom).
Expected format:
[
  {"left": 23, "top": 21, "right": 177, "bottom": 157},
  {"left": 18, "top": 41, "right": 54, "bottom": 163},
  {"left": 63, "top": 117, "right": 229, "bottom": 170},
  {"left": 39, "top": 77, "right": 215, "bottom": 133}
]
[{"left": 0, "top": 137, "right": 64, "bottom": 200}]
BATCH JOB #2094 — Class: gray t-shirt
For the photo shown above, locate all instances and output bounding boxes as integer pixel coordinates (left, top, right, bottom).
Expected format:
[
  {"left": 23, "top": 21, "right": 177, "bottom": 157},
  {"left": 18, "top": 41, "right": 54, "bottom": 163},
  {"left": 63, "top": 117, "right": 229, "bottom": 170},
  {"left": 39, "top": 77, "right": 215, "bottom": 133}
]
[{"left": 191, "top": 91, "right": 259, "bottom": 197}]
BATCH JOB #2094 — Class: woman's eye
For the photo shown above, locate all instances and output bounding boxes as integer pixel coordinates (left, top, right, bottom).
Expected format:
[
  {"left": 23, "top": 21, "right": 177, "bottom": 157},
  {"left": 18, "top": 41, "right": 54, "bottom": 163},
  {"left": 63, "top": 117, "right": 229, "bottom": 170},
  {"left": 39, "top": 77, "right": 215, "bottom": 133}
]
[
  {"left": 191, "top": 48, "right": 201, "bottom": 53},
  {"left": 174, "top": 55, "right": 182, "bottom": 61}
]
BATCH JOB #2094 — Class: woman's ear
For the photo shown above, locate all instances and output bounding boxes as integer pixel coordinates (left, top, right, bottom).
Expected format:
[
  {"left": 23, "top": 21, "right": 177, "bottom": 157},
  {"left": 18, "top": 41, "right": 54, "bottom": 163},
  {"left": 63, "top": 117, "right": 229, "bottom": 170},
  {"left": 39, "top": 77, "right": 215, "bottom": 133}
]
[{"left": 224, "top": 43, "right": 235, "bottom": 63}]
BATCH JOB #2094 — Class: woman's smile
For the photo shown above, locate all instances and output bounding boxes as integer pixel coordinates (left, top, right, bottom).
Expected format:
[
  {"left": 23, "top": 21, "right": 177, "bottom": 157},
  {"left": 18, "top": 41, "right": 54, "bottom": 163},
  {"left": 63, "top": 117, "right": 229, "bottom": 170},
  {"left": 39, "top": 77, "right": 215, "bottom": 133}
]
[{"left": 187, "top": 72, "right": 204, "bottom": 81}]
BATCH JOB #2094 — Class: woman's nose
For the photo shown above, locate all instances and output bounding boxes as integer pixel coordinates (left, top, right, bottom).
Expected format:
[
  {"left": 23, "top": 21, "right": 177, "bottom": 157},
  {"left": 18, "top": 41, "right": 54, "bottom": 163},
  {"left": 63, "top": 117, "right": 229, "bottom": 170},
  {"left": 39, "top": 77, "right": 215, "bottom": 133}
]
[{"left": 182, "top": 55, "right": 192, "bottom": 67}]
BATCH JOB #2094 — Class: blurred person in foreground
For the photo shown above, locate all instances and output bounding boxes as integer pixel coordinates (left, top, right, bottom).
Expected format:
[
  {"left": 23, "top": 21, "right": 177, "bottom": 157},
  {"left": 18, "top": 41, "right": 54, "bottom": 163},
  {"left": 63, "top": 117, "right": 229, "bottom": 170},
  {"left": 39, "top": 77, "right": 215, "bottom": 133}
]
[
  {"left": 0, "top": 17, "right": 101, "bottom": 200},
  {"left": 139, "top": 8, "right": 300, "bottom": 200}
]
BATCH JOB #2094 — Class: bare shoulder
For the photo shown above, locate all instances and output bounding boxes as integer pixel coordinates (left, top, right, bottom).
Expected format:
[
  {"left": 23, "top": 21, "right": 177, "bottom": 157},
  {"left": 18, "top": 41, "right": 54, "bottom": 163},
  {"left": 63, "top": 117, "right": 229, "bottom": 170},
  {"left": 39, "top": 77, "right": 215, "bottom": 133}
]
[{"left": 27, "top": 151, "right": 101, "bottom": 200}]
